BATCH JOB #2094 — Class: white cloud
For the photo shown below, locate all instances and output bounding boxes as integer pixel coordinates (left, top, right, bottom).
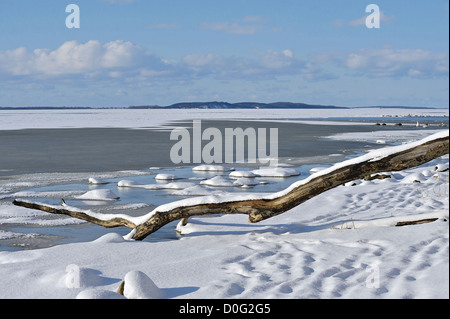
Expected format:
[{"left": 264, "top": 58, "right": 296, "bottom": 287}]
[
  {"left": 1, "top": 41, "right": 447, "bottom": 94},
  {"left": 182, "top": 53, "right": 223, "bottom": 68},
  {"left": 0, "top": 40, "right": 155, "bottom": 77},
  {"left": 343, "top": 48, "right": 449, "bottom": 78},
  {"left": 260, "top": 50, "right": 296, "bottom": 69}
]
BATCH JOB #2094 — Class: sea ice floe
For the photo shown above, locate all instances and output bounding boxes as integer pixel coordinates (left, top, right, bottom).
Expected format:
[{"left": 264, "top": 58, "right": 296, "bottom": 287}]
[
  {"left": 229, "top": 171, "right": 257, "bottom": 178},
  {"left": 251, "top": 167, "right": 300, "bottom": 177},
  {"left": 200, "top": 176, "right": 236, "bottom": 187},
  {"left": 76, "top": 189, "right": 120, "bottom": 201},
  {"left": 192, "top": 165, "right": 235, "bottom": 172},
  {"left": 155, "top": 174, "right": 180, "bottom": 180}
]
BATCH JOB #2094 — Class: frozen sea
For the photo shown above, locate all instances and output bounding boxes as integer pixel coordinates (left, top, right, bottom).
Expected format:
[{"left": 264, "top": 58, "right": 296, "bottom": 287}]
[{"left": 0, "top": 108, "right": 448, "bottom": 251}]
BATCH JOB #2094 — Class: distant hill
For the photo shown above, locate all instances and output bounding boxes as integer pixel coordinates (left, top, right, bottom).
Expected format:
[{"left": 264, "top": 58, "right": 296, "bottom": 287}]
[
  {"left": 128, "top": 101, "right": 348, "bottom": 109},
  {"left": 0, "top": 103, "right": 440, "bottom": 110}
]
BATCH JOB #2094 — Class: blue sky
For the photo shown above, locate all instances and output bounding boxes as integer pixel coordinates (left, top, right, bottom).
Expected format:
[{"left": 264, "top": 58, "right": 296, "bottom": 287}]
[{"left": 0, "top": 0, "right": 448, "bottom": 108}]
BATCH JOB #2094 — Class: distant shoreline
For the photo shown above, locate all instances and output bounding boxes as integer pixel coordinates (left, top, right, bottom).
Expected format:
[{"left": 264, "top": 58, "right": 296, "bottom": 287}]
[{"left": 0, "top": 101, "right": 444, "bottom": 110}]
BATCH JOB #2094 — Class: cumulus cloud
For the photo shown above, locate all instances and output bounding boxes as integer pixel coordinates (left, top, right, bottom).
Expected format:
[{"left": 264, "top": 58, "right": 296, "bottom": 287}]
[
  {"left": 181, "top": 49, "right": 306, "bottom": 80},
  {"left": 343, "top": 48, "right": 449, "bottom": 78},
  {"left": 1, "top": 42, "right": 305, "bottom": 82},
  {"left": 0, "top": 40, "right": 163, "bottom": 78},
  {"left": 1, "top": 40, "right": 447, "bottom": 90}
]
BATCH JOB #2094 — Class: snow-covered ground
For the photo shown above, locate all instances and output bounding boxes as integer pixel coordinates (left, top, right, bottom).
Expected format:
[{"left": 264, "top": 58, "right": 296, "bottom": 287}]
[
  {"left": 0, "top": 154, "right": 448, "bottom": 299},
  {"left": 0, "top": 108, "right": 448, "bottom": 299}
]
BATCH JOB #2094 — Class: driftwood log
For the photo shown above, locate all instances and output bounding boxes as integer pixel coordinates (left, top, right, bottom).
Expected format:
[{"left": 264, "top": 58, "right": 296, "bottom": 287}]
[{"left": 13, "top": 132, "right": 449, "bottom": 240}]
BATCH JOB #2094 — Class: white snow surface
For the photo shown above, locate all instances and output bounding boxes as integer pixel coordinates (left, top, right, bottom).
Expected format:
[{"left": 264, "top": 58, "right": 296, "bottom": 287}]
[{"left": 0, "top": 135, "right": 448, "bottom": 299}]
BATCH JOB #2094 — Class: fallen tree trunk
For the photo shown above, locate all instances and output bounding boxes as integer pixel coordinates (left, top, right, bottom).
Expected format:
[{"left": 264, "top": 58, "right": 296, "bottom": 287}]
[{"left": 13, "top": 131, "right": 449, "bottom": 240}]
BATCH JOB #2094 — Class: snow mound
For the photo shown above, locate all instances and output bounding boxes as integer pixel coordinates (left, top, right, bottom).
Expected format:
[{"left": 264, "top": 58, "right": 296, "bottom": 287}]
[
  {"left": 92, "top": 233, "right": 126, "bottom": 244},
  {"left": 252, "top": 167, "right": 300, "bottom": 177},
  {"left": 88, "top": 177, "right": 108, "bottom": 185},
  {"left": 229, "top": 171, "right": 256, "bottom": 178},
  {"left": 64, "top": 266, "right": 107, "bottom": 288},
  {"left": 155, "top": 174, "right": 180, "bottom": 180},
  {"left": 122, "top": 271, "right": 165, "bottom": 299},
  {"left": 401, "top": 172, "right": 427, "bottom": 183},
  {"left": 193, "top": 165, "right": 234, "bottom": 172},
  {"left": 200, "top": 176, "right": 236, "bottom": 187},
  {"left": 233, "top": 178, "right": 258, "bottom": 187},
  {"left": 76, "top": 189, "right": 119, "bottom": 201},
  {"left": 117, "top": 180, "right": 136, "bottom": 187}
]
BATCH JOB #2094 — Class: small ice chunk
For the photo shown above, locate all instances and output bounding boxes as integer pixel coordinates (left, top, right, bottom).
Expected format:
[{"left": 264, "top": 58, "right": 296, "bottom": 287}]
[
  {"left": 200, "top": 176, "right": 236, "bottom": 187},
  {"left": 76, "top": 189, "right": 119, "bottom": 201},
  {"left": 155, "top": 174, "right": 180, "bottom": 180},
  {"left": 88, "top": 177, "right": 108, "bottom": 185},
  {"left": 233, "top": 178, "right": 258, "bottom": 187},
  {"left": 229, "top": 171, "right": 256, "bottom": 178},
  {"left": 192, "top": 165, "right": 234, "bottom": 172},
  {"left": 118, "top": 180, "right": 136, "bottom": 187},
  {"left": 252, "top": 167, "right": 300, "bottom": 177}
]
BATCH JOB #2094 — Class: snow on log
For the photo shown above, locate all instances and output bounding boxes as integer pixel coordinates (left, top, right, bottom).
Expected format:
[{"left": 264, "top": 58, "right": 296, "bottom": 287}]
[{"left": 13, "top": 130, "right": 449, "bottom": 241}]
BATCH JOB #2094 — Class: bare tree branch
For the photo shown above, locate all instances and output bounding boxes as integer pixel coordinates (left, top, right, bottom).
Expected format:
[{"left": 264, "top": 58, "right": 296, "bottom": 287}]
[{"left": 12, "top": 199, "right": 136, "bottom": 229}]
